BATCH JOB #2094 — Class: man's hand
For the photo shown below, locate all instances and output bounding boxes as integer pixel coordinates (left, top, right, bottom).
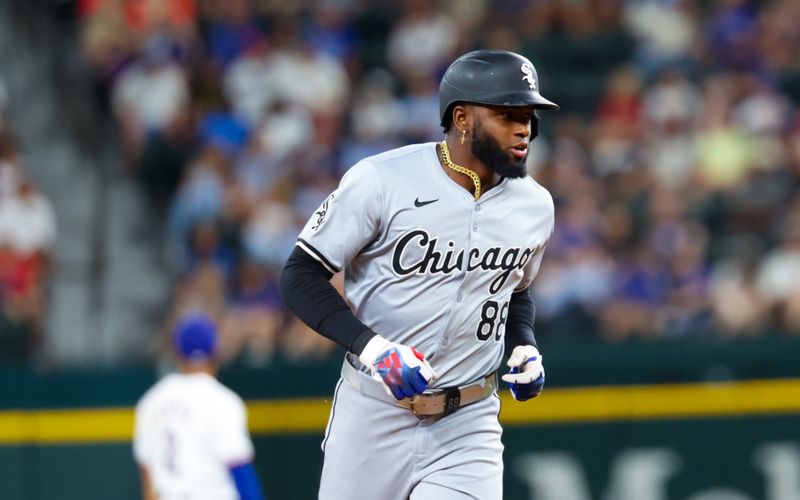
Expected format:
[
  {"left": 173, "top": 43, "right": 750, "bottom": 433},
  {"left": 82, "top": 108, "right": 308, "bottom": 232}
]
[
  {"left": 501, "top": 345, "right": 544, "bottom": 401},
  {"left": 359, "top": 335, "right": 437, "bottom": 400}
]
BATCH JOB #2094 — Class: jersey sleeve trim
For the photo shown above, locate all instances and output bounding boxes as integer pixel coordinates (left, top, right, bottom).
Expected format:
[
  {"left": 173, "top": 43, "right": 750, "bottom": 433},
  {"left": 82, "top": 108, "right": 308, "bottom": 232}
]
[
  {"left": 297, "top": 238, "right": 340, "bottom": 274},
  {"left": 225, "top": 454, "right": 256, "bottom": 469}
]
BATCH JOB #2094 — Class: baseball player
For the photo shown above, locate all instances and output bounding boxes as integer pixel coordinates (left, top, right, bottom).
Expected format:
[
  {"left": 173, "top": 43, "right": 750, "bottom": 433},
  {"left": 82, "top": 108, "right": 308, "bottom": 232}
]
[
  {"left": 133, "top": 313, "right": 265, "bottom": 500},
  {"left": 280, "top": 49, "right": 557, "bottom": 500}
]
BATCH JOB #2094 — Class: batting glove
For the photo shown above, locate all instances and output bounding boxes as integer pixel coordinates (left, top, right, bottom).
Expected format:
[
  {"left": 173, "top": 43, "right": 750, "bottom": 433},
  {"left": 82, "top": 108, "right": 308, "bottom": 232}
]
[
  {"left": 359, "top": 335, "right": 437, "bottom": 400},
  {"left": 501, "top": 345, "right": 545, "bottom": 401}
]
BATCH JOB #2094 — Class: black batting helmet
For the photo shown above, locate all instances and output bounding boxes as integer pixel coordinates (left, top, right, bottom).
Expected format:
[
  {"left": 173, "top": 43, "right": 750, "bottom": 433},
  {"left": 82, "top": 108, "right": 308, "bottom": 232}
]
[{"left": 439, "top": 49, "right": 559, "bottom": 128}]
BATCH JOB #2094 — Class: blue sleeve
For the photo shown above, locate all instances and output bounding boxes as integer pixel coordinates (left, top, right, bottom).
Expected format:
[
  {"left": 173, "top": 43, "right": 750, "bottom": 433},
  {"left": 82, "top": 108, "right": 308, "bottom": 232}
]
[{"left": 229, "top": 462, "right": 265, "bottom": 500}]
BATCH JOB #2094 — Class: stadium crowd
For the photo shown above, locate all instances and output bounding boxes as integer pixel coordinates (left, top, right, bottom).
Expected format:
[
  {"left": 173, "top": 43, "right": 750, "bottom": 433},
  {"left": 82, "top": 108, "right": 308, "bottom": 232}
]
[
  {"left": 75, "top": 0, "right": 800, "bottom": 365},
  {"left": 0, "top": 80, "right": 57, "bottom": 360}
]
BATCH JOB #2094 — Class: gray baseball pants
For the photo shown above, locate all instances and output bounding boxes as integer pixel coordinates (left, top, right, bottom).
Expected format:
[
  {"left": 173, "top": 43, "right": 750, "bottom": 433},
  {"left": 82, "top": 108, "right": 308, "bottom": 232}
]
[{"left": 318, "top": 371, "right": 504, "bottom": 500}]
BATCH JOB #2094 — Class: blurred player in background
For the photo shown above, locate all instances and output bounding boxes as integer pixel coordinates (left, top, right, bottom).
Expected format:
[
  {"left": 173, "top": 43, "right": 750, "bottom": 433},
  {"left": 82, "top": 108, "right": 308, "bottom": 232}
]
[
  {"left": 281, "top": 49, "right": 556, "bottom": 499},
  {"left": 133, "top": 313, "right": 265, "bottom": 500}
]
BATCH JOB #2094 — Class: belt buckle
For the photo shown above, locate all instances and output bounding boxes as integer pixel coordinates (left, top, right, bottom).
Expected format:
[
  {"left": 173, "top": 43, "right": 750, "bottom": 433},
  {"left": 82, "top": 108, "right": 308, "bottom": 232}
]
[
  {"left": 408, "top": 392, "right": 428, "bottom": 416},
  {"left": 410, "top": 387, "right": 462, "bottom": 417}
]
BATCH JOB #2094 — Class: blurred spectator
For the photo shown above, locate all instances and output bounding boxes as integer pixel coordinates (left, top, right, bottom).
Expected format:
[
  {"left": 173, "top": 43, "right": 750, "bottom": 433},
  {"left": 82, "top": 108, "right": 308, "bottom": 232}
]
[
  {"left": 708, "top": 239, "right": 768, "bottom": 336},
  {"left": 602, "top": 245, "right": 670, "bottom": 340},
  {"left": 642, "top": 68, "right": 702, "bottom": 188},
  {"left": 111, "top": 33, "right": 190, "bottom": 163},
  {"left": 340, "top": 68, "right": 403, "bottom": 170},
  {"left": 397, "top": 74, "right": 440, "bottom": 143},
  {"left": 0, "top": 133, "right": 56, "bottom": 359},
  {"left": 705, "top": 0, "right": 761, "bottom": 72},
  {"left": 167, "top": 146, "right": 228, "bottom": 247},
  {"left": 164, "top": 263, "right": 228, "bottom": 357},
  {"left": 78, "top": 0, "right": 138, "bottom": 106},
  {"left": 592, "top": 65, "right": 643, "bottom": 175},
  {"left": 694, "top": 74, "right": 759, "bottom": 191},
  {"left": 241, "top": 199, "right": 296, "bottom": 269},
  {"left": 303, "top": 0, "right": 361, "bottom": 66},
  {"left": 222, "top": 30, "right": 273, "bottom": 128},
  {"left": 755, "top": 216, "right": 800, "bottom": 333},
  {"left": 220, "top": 257, "right": 283, "bottom": 366},
  {"left": 263, "top": 22, "right": 350, "bottom": 117},
  {"left": 534, "top": 201, "right": 615, "bottom": 341},
  {"left": 203, "top": 0, "right": 265, "bottom": 71},
  {"left": 624, "top": 0, "right": 698, "bottom": 78},
  {"left": 758, "top": 0, "right": 800, "bottom": 101},
  {"left": 79, "top": 0, "right": 197, "bottom": 36},
  {"left": 386, "top": 0, "right": 457, "bottom": 83},
  {"left": 255, "top": 102, "right": 313, "bottom": 163},
  {"left": 182, "top": 219, "right": 236, "bottom": 281},
  {"left": 0, "top": 175, "right": 57, "bottom": 262}
]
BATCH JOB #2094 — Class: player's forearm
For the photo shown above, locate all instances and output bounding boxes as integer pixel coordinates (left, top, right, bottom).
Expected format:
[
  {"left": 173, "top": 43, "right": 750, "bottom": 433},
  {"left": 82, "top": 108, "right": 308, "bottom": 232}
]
[
  {"left": 138, "top": 466, "right": 158, "bottom": 500},
  {"left": 504, "top": 287, "right": 538, "bottom": 352},
  {"left": 280, "top": 245, "right": 376, "bottom": 355}
]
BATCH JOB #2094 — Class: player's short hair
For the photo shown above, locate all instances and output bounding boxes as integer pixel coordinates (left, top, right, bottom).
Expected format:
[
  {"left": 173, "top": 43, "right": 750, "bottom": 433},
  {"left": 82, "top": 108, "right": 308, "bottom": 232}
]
[
  {"left": 173, "top": 313, "right": 219, "bottom": 362},
  {"left": 441, "top": 104, "right": 460, "bottom": 133}
]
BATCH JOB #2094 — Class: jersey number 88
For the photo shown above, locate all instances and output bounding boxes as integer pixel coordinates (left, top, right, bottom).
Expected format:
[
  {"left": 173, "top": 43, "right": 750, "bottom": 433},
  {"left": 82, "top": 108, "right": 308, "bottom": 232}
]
[{"left": 476, "top": 299, "right": 509, "bottom": 342}]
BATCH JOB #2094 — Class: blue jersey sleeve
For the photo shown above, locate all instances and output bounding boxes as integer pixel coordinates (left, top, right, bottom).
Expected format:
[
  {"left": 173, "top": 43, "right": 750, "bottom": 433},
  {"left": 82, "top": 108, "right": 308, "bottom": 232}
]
[{"left": 229, "top": 462, "right": 265, "bottom": 500}]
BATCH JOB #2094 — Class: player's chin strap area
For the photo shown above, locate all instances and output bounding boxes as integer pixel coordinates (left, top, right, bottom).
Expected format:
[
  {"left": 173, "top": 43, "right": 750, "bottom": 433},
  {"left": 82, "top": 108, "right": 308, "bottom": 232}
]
[{"left": 342, "top": 357, "right": 497, "bottom": 417}]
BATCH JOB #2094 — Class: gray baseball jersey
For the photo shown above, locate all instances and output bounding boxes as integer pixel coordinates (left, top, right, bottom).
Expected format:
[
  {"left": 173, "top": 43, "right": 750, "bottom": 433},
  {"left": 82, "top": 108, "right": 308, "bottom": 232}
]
[
  {"left": 298, "top": 142, "right": 553, "bottom": 388},
  {"left": 299, "top": 142, "right": 553, "bottom": 500}
]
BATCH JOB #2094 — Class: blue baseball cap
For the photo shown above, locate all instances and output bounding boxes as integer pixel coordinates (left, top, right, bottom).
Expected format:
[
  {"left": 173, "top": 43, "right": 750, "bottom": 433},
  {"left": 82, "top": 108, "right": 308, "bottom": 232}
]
[{"left": 172, "top": 313, "right": 219, "bottom": 362}]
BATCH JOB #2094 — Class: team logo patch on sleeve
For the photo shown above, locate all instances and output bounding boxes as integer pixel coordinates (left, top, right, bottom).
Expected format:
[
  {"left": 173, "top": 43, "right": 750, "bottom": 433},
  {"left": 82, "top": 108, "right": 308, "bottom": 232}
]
[{"left": 311, "top": 194, "right": 335, "bottom": 231}]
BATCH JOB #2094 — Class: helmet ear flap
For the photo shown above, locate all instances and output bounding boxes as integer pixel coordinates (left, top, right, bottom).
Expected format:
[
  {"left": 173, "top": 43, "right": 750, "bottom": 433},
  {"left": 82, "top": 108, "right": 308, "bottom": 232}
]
[{"left": 531, "top": 111, "right": 540, "bottom": 140}]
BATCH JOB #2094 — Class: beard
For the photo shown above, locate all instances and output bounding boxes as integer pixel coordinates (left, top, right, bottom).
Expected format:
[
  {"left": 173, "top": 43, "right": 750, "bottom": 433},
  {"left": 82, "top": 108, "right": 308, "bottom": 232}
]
[{"left": 470, "top": 120, "right": 528, "bottom": 179}]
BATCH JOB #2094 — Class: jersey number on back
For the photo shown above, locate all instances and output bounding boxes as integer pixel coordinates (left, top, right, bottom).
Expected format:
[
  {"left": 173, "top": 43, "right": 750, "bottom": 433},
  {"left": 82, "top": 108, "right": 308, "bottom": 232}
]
[
  {"left": 476, "top": 299, "right": 509, "bottom": 342},
  {"left": 165, "top": 429, "right": 178, "bottom": 474}
]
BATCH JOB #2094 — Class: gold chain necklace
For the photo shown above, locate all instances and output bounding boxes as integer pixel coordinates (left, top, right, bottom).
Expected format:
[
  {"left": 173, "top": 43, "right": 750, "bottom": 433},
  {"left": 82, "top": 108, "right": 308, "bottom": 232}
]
[{"left": 440, "top": 140, "right": 481, "bottom": 200}]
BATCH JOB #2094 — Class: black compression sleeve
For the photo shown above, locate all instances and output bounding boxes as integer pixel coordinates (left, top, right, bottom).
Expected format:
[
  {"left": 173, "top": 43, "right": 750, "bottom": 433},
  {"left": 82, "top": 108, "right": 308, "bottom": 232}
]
[
  {"left": 280, "top": 245, "right": 376, "bottom": 355},
  {"left": 504, "top": 287, "right": 538, "bottom": 354}
]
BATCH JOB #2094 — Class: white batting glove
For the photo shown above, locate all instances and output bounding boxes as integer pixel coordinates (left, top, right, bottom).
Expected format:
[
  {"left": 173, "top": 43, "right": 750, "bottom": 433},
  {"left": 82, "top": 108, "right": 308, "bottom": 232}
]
[
  {"left": 359, "top": 335, "right": 437, "bottom": 400},
  {"left": 501, "top": 345, "right": 545, "bottom": 401}
]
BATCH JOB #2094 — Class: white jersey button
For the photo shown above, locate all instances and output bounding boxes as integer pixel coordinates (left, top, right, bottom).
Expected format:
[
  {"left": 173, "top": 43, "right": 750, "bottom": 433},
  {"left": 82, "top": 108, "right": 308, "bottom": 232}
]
[
  {"left": 457, "top": 293, "right": 463, "bottom": 302},
  {"left": 475, "top": 205, "right": 481, "bottom": 212},
  {"left": 472, "top": 224, "right": 478, "bottom": 232}
]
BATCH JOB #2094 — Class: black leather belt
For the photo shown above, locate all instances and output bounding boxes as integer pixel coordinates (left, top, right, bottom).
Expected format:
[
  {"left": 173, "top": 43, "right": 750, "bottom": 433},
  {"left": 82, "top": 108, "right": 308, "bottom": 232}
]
[{"left": 341, "top": 358, "right": 497, "bottom": 417}]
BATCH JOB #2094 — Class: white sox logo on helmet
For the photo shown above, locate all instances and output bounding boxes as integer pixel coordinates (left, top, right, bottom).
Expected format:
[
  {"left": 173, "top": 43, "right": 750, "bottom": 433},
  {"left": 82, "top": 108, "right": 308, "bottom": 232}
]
[{"left": 521, "top": 63, "right": 536, "bottom": 90}]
